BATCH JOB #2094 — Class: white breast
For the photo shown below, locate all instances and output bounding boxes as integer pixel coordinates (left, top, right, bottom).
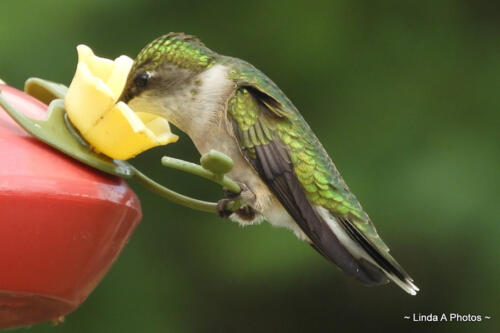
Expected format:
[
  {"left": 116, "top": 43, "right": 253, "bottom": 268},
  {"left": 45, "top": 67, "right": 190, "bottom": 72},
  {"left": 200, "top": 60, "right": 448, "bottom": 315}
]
[{"left": 182, "top": 64, "right": 234, "bottom": 137}]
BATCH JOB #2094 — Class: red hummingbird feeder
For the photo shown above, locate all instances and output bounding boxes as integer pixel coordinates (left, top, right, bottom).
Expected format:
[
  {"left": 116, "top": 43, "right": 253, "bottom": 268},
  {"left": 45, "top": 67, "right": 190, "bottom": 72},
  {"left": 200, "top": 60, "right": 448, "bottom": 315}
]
[{"left": 0, "top": 84, "right": 142, "bottom": 329}]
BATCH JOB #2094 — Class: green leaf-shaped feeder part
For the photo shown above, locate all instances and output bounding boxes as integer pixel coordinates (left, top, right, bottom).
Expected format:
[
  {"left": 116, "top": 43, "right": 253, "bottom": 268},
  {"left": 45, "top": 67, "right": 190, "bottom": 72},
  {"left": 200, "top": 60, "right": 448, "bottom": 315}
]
[
  {"left": 25, "top": 78, "right": 68, "bottom": 105},
  {"left": 0, "top": 78, "right": 242, "bottom": 213}
]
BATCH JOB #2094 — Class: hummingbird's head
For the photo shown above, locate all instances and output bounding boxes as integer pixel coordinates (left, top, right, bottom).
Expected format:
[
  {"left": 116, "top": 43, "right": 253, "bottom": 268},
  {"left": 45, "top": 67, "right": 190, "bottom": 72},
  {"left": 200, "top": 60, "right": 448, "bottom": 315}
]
[{"left": 120, "top": 33, "right": 221, "bottom": 133}]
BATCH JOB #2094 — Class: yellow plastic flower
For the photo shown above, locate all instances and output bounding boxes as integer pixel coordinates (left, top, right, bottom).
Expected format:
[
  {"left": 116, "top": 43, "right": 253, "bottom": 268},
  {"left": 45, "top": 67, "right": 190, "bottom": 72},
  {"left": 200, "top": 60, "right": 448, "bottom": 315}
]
[{"left": 65, "top": 45, "right": 178, "bottom": 160}]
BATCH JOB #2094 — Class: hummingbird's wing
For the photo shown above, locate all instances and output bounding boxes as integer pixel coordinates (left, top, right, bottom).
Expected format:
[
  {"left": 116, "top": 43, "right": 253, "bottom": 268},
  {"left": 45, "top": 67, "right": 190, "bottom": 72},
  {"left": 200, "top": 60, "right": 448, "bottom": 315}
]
[{"left": 226, "top": 71, "right": 418, "bottom": 294}]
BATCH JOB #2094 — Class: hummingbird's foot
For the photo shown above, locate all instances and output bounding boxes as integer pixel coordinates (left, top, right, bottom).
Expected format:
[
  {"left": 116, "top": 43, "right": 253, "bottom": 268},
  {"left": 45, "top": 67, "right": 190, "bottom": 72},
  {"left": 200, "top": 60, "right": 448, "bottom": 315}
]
[
  {"left": 217, "top": 183, "right": 258, "bottom": 222},
  {"left": 217, "top": 199, "right": 258, "bottom": 222},
  {"left": 216, "top": 198, "right": 235, "bottom": 219}
]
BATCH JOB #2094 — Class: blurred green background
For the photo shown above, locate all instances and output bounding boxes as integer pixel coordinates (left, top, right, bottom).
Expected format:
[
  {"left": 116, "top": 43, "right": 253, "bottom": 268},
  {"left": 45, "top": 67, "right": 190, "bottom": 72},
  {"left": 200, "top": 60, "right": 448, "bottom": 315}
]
[{"left": 1, "top": 0, "right": 499, "bottom": 332}]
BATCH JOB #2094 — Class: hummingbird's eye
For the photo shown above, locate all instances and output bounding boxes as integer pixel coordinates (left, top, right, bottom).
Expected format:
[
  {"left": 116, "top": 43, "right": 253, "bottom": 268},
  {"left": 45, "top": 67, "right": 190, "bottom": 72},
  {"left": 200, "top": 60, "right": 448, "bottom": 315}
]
[{"left": 134, "top": 72, "right": 150, "bottom": 89}]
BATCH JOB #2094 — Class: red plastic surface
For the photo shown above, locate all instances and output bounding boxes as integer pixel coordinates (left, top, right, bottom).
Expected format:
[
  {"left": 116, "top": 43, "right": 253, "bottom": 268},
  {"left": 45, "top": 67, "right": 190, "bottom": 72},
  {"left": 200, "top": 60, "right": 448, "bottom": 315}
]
[{"left": 0, "top": 85, "right": 142, "bottom": 329}]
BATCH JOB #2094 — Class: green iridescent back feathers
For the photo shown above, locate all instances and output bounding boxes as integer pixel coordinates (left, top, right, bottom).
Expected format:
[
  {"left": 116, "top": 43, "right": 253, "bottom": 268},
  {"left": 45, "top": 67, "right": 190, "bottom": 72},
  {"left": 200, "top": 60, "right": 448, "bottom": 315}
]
[{"left": 225, "top": 59, "right": 390, "bottom": 253}]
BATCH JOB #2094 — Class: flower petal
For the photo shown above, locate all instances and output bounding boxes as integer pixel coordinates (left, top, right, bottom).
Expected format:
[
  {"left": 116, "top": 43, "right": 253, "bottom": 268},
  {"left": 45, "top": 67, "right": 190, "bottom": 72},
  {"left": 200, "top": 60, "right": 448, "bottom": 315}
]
[
  {"left": 85, "top": 102, "right": 177, "bottom": 160},
  {"left": 65, "top": 62, "right": 115, "bottom": 135},
  {"left": 76, "top": 45, "right": 115, "bottom": 83},
  {"left": 137, "top": 112, "right": 179, "bottom": 143},
  {"left": 106, "top": 55, "right": 134, "bottom": 100}
]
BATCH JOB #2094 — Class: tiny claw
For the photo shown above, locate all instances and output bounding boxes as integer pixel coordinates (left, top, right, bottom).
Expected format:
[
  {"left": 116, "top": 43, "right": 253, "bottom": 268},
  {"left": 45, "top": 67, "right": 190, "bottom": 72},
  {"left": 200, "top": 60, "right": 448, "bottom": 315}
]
[
  {"left": 218, "top": 182, "right": 257, "bottom": 221},
  {"left": 216, "top": 198, "right": 233, "bottom": 219},
  {"left": 223, "top": 181, "right": 246, "bottom": 198}
]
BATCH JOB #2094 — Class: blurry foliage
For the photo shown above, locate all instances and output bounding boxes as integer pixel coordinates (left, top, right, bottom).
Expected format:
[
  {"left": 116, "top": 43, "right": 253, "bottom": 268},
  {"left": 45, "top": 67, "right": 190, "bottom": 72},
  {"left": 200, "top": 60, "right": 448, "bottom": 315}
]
[{"left": 1, "top": 0, "right": 499, "bottom": 332}]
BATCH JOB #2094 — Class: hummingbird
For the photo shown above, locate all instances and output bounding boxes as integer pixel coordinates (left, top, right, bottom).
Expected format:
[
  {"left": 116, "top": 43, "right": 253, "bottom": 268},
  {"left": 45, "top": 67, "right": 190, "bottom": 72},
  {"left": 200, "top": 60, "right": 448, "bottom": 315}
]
[{"left": 121, "top": 32, "right": 419, "bottom": 295}]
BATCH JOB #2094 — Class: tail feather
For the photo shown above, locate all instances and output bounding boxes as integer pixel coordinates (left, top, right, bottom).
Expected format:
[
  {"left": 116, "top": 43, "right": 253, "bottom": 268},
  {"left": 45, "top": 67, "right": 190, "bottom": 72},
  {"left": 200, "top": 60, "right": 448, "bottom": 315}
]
[{"left": 315, "top": 206, "right": 419, "bottom": 295}]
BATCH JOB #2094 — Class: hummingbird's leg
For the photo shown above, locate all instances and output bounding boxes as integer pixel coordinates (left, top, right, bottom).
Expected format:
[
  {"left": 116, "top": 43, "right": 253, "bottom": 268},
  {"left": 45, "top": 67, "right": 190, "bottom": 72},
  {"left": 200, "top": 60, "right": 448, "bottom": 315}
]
[{"left": 217, "top": 182, "right": 259, "bottom": 223}]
